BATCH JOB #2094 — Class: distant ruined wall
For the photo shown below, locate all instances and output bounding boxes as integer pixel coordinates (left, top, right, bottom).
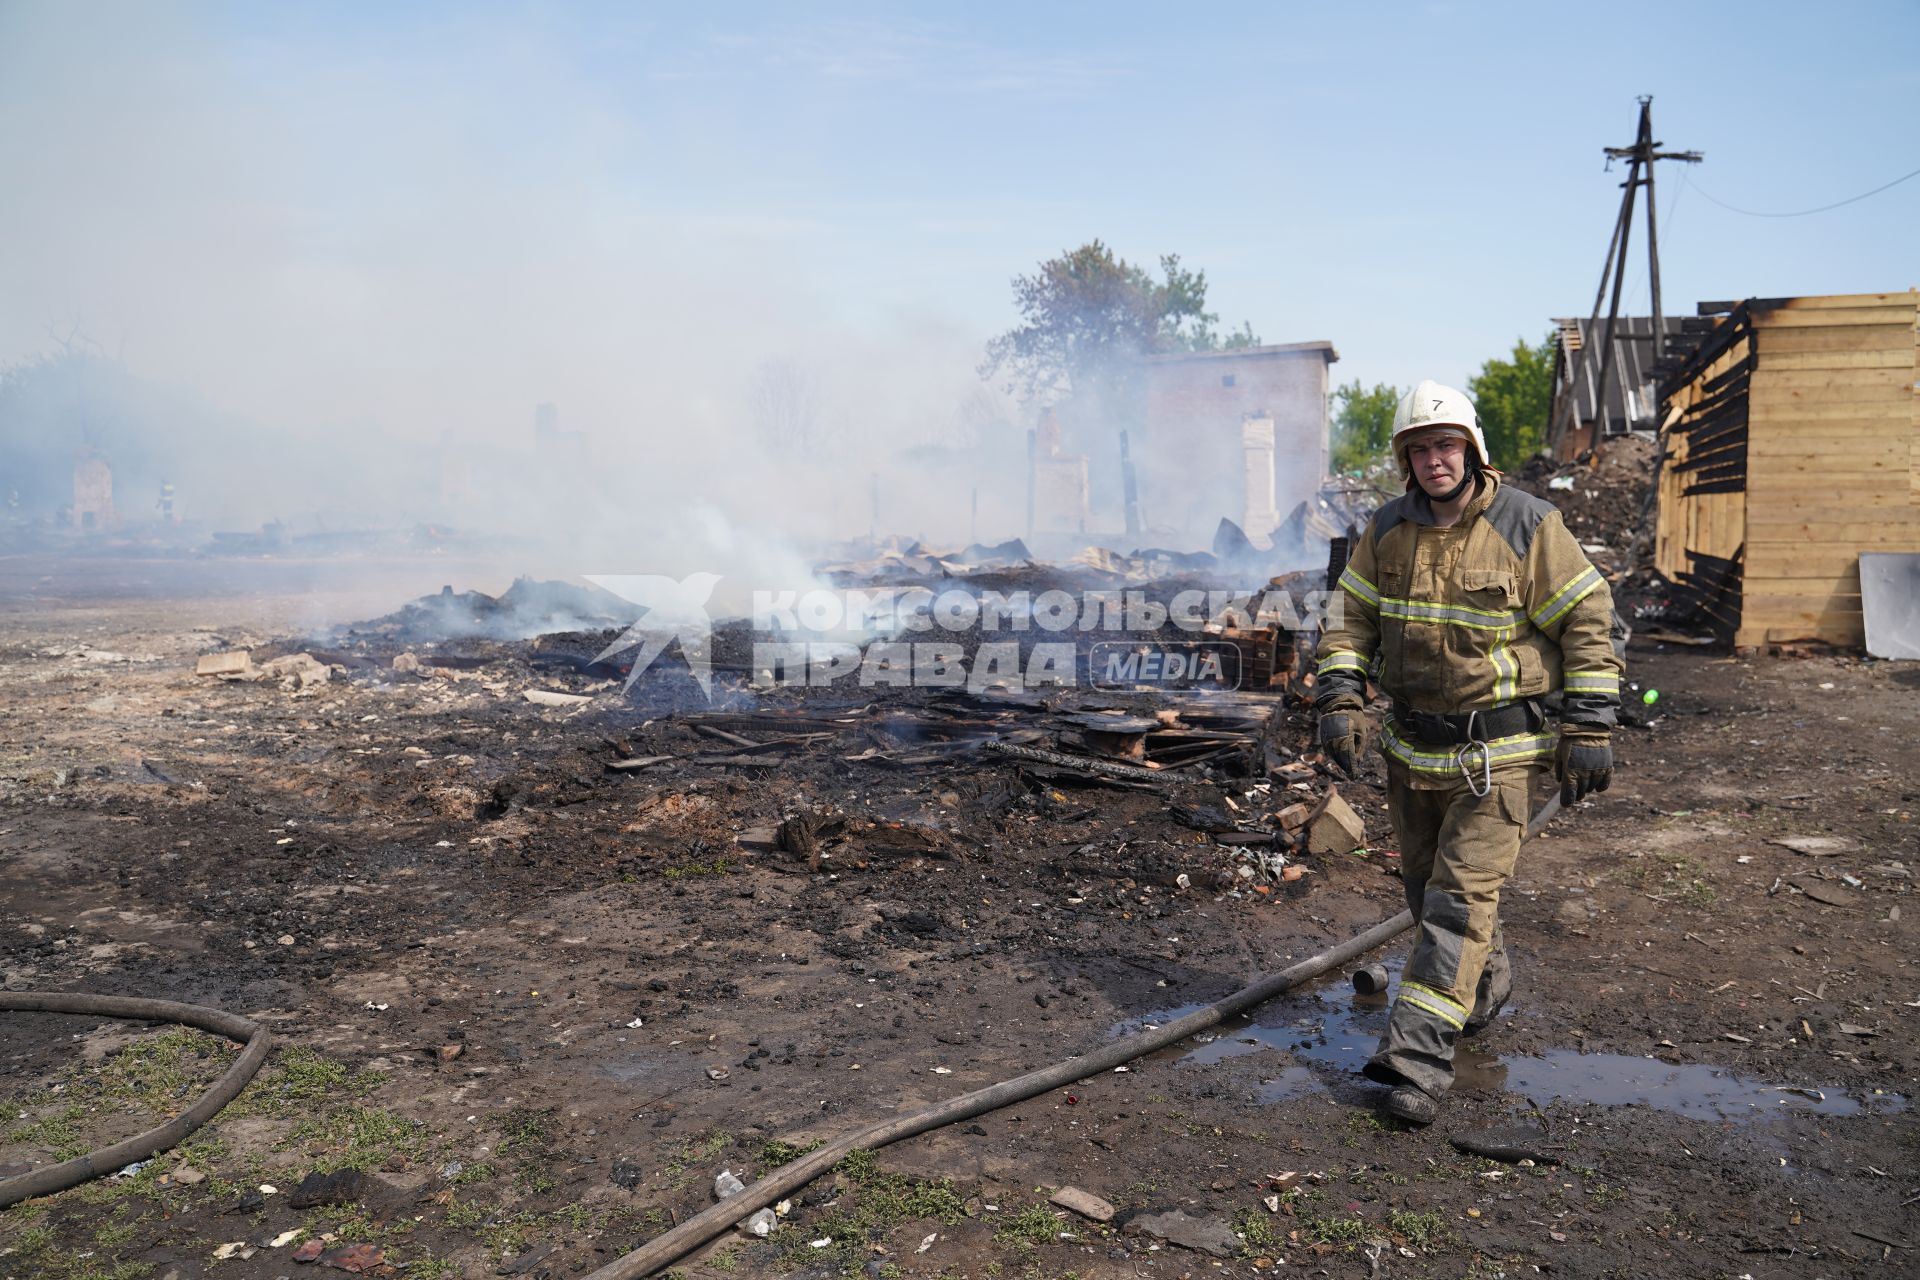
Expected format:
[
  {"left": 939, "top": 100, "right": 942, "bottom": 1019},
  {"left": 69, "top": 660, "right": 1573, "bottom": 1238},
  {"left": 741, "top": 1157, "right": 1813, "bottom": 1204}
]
[
  {"left": 1139, "top": 344, "right": 1334, "bottom": 541},
  {"left": 72, "top": 450, "right": 116, "bottom": 531}
]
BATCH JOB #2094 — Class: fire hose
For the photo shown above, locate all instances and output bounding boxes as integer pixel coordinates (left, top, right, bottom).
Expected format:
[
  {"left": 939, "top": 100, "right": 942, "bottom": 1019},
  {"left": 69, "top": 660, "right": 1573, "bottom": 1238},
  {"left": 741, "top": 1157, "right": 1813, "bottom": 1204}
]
[
  {"left": 0, "top": 794, "right": 1558, "bottom": 1262},
  {"left": 584, "top": 792, "right": 1561, "bottom": 1279},
  {"left": 0, "top": 993, "right": 271, "bottom": 1209}
]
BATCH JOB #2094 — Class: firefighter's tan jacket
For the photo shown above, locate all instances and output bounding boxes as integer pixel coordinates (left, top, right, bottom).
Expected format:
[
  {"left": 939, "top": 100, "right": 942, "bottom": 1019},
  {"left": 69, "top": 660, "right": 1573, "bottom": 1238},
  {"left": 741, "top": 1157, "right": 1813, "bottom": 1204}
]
[{"left": 1314, "top": 473, "right": 1622, "bottom": 782}]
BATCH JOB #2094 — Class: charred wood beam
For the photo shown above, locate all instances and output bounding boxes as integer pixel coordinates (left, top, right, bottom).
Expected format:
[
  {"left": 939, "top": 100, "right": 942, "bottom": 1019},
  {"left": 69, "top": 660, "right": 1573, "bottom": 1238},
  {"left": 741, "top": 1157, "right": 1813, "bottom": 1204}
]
[{"left": 986, "top": 741, "right": 1173, "bottom": 787}]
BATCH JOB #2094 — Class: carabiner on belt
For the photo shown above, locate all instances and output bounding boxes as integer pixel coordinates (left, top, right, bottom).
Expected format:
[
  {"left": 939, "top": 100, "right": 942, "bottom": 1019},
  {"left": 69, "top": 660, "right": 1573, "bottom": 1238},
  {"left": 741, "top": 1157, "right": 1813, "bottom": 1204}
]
[{"left": 1454, "top": 709, "right": 1493, "bottom": 798}]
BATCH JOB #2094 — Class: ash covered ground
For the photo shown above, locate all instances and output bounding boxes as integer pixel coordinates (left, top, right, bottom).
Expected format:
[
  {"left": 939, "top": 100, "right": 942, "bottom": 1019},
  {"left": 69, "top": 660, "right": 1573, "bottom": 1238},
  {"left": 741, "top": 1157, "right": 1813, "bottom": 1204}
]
[{"left": 1, "top": 552, "right": 1915, "bottom": 1280}]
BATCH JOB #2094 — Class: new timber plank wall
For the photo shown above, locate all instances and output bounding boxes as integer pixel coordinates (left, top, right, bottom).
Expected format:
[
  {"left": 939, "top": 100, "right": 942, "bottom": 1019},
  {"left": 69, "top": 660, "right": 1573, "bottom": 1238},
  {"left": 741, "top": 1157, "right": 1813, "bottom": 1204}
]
[{"left": 1657, "top": 290, "right": 1920, "bottom": 647}]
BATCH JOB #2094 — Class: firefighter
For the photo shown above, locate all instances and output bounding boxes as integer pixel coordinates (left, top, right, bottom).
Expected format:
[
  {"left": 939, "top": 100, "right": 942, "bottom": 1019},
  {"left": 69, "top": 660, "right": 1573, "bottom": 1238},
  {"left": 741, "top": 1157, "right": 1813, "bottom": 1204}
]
[{"left": 1313, "top": 380, "right": 1620, "bottom": 1125}]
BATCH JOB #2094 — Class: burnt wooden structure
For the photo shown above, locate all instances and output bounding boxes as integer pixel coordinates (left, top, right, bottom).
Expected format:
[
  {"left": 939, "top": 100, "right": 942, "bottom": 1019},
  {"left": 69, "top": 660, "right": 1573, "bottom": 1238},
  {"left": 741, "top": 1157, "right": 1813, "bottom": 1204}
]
[{"left": 1654, "top": 290, "right": 1920, "bottom": 647}]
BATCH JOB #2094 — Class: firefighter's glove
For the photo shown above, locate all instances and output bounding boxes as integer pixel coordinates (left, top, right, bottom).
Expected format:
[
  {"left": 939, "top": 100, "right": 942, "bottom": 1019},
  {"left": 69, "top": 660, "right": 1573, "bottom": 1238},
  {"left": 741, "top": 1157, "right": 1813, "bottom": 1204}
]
[
  {"left": 1556, "top": 730, "right": 1613, "bottom": 805},
  {"left": 1317, "top": 699, "right": 1365, "bottom": 778}
]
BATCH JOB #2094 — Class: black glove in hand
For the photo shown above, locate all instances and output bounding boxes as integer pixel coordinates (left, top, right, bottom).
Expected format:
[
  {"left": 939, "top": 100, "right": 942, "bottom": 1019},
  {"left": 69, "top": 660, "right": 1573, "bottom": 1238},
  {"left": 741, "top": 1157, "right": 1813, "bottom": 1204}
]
[
  {"left": 1318, "top": 710, "right": 1363, "bottom": 778},
  {"left": 1556, "top": 732, "right": 1613, "bottom": 805}
]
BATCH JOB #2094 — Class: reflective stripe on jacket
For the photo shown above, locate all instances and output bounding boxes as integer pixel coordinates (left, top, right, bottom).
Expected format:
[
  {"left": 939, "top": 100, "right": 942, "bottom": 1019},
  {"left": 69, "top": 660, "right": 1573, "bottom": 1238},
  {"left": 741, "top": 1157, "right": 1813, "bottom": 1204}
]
[{"left": 1313, "top": 473, "right": 1622, "bottom": 746}]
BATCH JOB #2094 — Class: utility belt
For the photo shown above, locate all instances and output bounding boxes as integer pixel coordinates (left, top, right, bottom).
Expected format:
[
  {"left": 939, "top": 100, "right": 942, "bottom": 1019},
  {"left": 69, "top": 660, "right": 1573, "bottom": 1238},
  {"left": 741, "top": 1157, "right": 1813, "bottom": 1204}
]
[{"left": 1390, "top": 698, "right": 1544, "bottom": 746}]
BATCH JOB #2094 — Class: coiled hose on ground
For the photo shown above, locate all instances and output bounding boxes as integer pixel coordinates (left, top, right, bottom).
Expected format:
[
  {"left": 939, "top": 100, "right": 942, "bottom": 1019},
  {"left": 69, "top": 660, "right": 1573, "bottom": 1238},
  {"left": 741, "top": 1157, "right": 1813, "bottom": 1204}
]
[{"left": 0, "top": 992, "right": 271, "bottom": 1209}]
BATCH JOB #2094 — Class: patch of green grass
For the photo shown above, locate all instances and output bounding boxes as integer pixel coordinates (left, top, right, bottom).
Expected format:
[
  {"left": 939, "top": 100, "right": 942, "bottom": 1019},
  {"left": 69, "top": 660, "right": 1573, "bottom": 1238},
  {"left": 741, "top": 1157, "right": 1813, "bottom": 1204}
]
[
  {"left": 1232, "top": 1207, "right": 1287, "bottom": 1257},
  {"left": 311, "top": 1202, "right": 417, "bottom": 1247},
  {"left": 757, "top": 1137, "right": 826, "bottom": 1169},
  {"left": 91, "top": 1029, "right": 227, "bottom": 1110},
  {"left": 550, "top": 1201, "right": 604, "bottom": 1234},
  {"left": 1346, "top": 1110, "right": 1392, "bottom": 1135},
  {"left": 2, "top": 1222, "right": 56, "bottom": 1257},
  {"left": 4, "top": 1101, "right": 90, "bottom": 1159},
  {"left": 1389, "top": 1208, "right": 1448, "bottom": 1250},
  {"left": 74, "top": 1157, "right": 166, "bottom": 1206},
  {"left": 499, "top": 1106, "right": 555, "bottom": 1155},
  {"left": 663, "top": 857, "right": 731, "bottom": 879},
  {"left": 234, "top": 1046, "right": 385, "bottom": 1116},
  {"left": 778, "top": 1149, "right": 969, "bottom": 1275},
  {"left": 60, "top": 1264, "right": 151, "bottom": 1280},
  {"left": 401, "top": 1252, "right": 465, "bottom": 1279},
  {"left": 665, "top": 1129, "right": 734, "bottom": 1174},
  {"left": 172, "top": 1134, "right": 229, "bottom": 1173},
  {"left": 0, "top": 1205, "right": 154, "bottom": 1280},
  {"left": 839, "top": 1149, "right": 967, "bottom": 1224},
  {"left": 1584, "top": 1181, "right": 1625, "bottom": 1206},
  {"left": 497, "top": 1105, "right": 560, "bottom": 1194},
  {"left": 450, "top": 1159, "right": 497, "bottom": 1186},
  {"left": 285, "top": 1105, "right": 432, "bottom": 1172},
  {"left": 517, "top": 1166, "right": 558, "bottom": 1195},
  {"left": 93, "top": 1219, "right": 139, "bottom": 1253},
  {"left": 991, "top": 1205, "right": 1066, "bottom": 1250},
  {"left": 437, "top": 1198, "right": 568, "bottom": 1258},
  {"left": 477, "top": 1210, "right": 544, "bottom": 1257},
  {"left": 0, "top": 1036, "right": 234, "bottom": 1166}
]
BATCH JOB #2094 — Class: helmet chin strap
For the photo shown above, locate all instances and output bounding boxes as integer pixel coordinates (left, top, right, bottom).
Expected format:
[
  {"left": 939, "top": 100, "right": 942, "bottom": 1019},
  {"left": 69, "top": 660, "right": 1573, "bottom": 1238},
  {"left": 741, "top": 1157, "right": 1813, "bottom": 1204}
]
[{"left": 1430, "top": 466, "right": 1479, "bottom": 505}]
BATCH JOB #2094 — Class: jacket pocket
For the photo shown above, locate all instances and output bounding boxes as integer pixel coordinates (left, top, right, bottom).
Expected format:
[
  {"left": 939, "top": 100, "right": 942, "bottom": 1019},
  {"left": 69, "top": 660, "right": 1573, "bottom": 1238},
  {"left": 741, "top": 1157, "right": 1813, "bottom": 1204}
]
[{"left": 1460, "top": 569, "right": 1520, "bottom": 611}]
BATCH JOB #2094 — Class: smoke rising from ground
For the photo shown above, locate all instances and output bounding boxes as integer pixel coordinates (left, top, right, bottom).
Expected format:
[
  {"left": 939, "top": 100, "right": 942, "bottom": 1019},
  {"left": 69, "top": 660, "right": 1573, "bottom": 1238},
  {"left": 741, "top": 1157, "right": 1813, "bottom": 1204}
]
[{"left": 0, "top": 6, "right": 1031, "bottom": 616}]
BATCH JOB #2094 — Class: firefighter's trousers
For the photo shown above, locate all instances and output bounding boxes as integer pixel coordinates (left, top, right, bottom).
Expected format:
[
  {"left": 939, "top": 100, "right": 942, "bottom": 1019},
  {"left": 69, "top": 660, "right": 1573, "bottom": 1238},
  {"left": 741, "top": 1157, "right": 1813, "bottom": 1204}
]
[{"left": 1362, "top": 759, "right": 1530, "bottom": 1097}]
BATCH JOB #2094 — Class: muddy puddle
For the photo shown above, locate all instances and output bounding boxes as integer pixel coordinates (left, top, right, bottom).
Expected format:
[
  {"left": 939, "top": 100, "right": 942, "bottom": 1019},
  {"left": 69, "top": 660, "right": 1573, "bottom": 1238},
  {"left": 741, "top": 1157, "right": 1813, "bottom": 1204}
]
[{"left": 1116, "top": 973, "right": 1905, "bottom": 1121}]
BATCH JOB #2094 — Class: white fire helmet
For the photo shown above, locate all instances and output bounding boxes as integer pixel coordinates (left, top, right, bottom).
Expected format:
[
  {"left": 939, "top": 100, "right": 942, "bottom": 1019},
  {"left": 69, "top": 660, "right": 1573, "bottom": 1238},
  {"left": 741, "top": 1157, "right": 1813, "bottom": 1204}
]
[{"left": 1391, "top": 379, "right": 1490, "bottom": 476}]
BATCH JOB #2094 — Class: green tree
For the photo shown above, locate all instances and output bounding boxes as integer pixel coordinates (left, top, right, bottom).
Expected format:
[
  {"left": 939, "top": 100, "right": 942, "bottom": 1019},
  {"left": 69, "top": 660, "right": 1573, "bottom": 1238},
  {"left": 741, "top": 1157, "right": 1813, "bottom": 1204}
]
[
  {"left": 979, "top": 240, "right": 1259, "bottom": 403},
  {"left": 1468, "top": 335, "right": 1555, "bottom": 470},
  {"left": 1328, "top": 379, "right": 1402, "bottom": 475}
]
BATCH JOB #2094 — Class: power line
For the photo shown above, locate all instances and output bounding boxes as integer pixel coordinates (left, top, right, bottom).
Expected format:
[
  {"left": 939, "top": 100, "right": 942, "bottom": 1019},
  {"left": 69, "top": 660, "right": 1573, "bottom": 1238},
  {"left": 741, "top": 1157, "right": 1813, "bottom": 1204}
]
[
  {"left": 1547, "top": 98, "right": 1696, "bottom": 454},
  {"left": 1684, "top": 163, "right": 1920, "bottom": 218}
]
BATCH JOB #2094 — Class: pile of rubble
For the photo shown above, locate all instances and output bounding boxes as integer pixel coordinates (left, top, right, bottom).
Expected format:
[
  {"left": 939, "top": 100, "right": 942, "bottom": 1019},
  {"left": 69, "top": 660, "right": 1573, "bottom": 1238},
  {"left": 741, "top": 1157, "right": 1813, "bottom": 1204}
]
[
  {"left": 183, "top": 568, "right": 1379, "bottom": 897},
  {"left": 1509, "top": 435, "right": 1658, "bottom": 581},
  {"left": 344, "top": 577, "right": 632, "bottom": 642},
  {"left": 818, "top": 507, "right": 1375, "bottom": 589}
]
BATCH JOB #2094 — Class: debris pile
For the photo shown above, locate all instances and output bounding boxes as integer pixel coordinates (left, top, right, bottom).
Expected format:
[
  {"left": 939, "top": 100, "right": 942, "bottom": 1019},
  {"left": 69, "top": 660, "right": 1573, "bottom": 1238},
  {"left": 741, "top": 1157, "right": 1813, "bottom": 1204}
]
[
  {"left": 1270, "top": 477, "right": 1395, "bottom": 558},
  {"left": 815, "top": 537, "right": 1036, "bottom": 581},
  {"left": 344, "top": 577, "right": 634, "bottom": 643},
  {"left": 1510, "top": 434, "right": 1658, "bottom": 580},
  {"left": 818, "top": 504, "right": 1380, "bottom": 589},
  {"left": 172, "top": 562, "right": 1381, "bottom": 903}
]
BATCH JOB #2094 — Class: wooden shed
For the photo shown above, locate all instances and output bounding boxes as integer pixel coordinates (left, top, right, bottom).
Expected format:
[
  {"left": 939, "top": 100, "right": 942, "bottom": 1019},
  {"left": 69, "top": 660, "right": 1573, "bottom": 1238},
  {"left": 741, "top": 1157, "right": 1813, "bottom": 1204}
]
[{"left": 1653, "top": 290, "right": 1919, "bottom": 647}]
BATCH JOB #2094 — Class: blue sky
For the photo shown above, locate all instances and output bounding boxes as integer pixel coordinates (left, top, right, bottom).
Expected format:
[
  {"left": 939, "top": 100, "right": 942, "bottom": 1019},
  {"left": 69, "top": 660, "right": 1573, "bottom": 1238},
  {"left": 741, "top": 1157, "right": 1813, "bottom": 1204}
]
[{"left": 2, "top": 0, "right": 1915, "bottom": 437}]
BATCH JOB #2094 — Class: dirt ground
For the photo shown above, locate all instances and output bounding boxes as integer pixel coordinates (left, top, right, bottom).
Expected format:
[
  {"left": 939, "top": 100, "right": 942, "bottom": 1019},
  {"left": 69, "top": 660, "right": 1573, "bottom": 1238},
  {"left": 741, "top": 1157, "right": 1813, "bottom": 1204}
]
[{"left": 1, "top": 554, "right": 1915, "bottom": 1280}]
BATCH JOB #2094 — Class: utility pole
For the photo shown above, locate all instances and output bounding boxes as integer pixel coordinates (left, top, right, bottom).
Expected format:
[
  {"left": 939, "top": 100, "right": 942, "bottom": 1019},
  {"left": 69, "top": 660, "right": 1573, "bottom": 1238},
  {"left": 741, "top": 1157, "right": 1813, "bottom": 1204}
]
[{"left": 1547, "top": 97, "right": 1700, "bottom": 456}]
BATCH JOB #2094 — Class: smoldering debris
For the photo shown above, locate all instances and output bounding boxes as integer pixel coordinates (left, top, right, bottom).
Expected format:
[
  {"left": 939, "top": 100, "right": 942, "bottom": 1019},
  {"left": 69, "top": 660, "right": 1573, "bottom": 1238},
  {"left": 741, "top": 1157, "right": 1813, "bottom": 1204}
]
[
  {"left": 159, "top": 543, "right": 1365, "bottom": 885},
  {"left": 341, "top": 577, "right": 637, "bottom": 643},
  {"left": 815, "top": 477, "right": 1387, "bottom": 587}
]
